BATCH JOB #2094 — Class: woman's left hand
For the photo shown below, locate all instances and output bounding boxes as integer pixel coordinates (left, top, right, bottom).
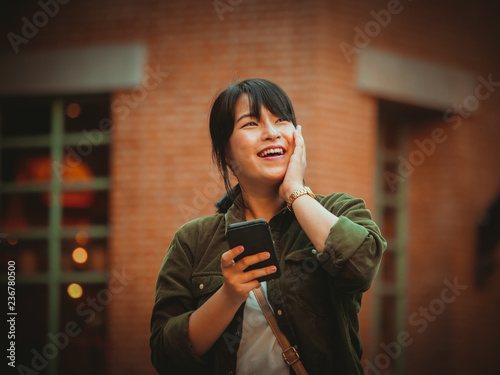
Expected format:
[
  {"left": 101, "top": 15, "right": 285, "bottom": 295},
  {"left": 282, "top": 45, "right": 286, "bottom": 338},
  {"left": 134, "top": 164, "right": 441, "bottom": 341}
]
[{"left": 279, "top": 125, "right": 307, "bottom": 201}]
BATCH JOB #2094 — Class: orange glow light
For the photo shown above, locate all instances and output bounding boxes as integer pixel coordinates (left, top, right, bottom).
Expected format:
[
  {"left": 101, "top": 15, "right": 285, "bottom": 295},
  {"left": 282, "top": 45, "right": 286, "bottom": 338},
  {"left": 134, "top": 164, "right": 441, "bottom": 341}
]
[
  {"left": 72, "top": 247, "right": 88, "bottom": 264},
  {"left": 7, "top": 235, "right": 18, "bottom": 245},
  {"left": 67, "top": 283, "right": 83, "bottom": 299},
  {"left": 75, "top": 231, "right": 89, "bottom": 246},
  {"left": 66, "top": 103, "right": 81, "bottom": 119}
]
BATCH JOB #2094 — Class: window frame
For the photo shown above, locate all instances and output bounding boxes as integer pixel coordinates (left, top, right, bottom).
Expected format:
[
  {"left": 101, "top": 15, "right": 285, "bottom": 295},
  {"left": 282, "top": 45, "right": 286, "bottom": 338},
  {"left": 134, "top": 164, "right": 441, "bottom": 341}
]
[{"left": 0, "top": 96, "right": 111, "bottom": 375}]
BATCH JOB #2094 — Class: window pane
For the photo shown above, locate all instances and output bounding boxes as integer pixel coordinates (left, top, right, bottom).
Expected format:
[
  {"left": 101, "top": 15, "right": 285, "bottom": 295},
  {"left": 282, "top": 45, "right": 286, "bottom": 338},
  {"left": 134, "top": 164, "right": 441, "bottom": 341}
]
[
  {"left": 64, "top": 95, "right": 110, "bottom": 133},
  {"left": 383, "top": 127, "right": 400, "bottom": 151},
  {"left": 14, "top": 285, "right": 48, "bottom": 373},
  {"left": 1, "top": 94, "right": 110, "bottom": 375},
  {"left": 381, "top": 295, "right": 397, "bottom": 343},
  {"left": 383, "top": 161, "right": 399, "bottom": 194},
  {"left": 1, "top": 192, "right": 49, "bottom": 229},
  {"left": 1, "top": 238, "right": 48, "bottom": 274},
  {"left": 1, "top": 97, "right": 52, "bottom": 136},
  {"left": 59, "top": 283, "right": 107, "bottom": 375},
  {"left": 1, "top": 148, "right": 51, "bottom": 183},
  {"left": 59, "top": 145, "right": 110, "bottom": 180},
  {"left": 61, "top": 236, "right": 107, "bottom": 272},
  {"left": 382, "top": 206, "right": 397, "bottom": 240},
  {"left": 381, "top": 251, "right": 396, "bottom": 284},
  {"left": 62, "top": 190, "right": 108, "bottom": 227}
]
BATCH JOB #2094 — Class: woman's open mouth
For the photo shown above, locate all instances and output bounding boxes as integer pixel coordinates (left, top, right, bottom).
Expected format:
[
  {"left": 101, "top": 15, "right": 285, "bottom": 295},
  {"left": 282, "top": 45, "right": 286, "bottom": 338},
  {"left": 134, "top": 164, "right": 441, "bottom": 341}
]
[{"left": 257, "top": 147, "right": 286, "bottom": 158}]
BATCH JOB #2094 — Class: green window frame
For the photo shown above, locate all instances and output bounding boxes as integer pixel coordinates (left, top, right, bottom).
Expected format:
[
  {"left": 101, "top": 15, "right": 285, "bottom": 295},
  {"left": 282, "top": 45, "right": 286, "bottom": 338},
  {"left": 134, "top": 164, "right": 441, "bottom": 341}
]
[
  {"left": 1, "top": 96, "right": 111, "bottom": 375},
  {"left": 371, "top": 100, "right": 410, "bottom": 375}
]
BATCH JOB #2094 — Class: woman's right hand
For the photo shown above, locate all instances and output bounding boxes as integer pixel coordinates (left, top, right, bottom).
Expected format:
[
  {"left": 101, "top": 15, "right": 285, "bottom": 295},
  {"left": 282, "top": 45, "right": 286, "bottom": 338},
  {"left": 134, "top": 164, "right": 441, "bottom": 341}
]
[
  {"left": 220, "top": 246, "right": 277, "bottom": 305},
  {"left": 188, "top": 246, "right": 276, "bottom": 357}
]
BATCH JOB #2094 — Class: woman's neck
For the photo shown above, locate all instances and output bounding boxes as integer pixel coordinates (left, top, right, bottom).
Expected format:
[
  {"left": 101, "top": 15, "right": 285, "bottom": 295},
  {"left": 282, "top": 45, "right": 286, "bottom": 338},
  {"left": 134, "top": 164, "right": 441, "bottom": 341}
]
[{"left": 240, "top": 183, "right": 286, "bottom": 222}]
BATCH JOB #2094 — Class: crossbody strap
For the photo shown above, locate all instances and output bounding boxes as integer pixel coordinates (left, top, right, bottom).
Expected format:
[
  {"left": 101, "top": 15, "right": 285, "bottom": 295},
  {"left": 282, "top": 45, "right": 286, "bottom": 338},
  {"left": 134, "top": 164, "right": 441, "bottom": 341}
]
[{"left": 253, "top": 286, "right": 309, "bottom": 375}]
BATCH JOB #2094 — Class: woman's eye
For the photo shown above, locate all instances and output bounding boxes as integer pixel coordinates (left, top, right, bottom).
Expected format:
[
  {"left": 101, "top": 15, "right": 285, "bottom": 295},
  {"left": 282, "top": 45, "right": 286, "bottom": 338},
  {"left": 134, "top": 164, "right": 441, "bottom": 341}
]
[
  {"left": 242, "top": 122, "right": 258, "bottom": 128},
  {"left": 276, "top": 118, "right": 289, "bottom": 124}
]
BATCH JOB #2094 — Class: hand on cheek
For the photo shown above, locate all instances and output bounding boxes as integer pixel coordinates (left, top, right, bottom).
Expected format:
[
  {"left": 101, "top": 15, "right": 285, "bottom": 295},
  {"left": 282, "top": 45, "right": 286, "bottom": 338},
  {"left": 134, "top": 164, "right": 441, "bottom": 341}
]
[{"left": 279, "top": 125, "right": 307, "bottom": 201}]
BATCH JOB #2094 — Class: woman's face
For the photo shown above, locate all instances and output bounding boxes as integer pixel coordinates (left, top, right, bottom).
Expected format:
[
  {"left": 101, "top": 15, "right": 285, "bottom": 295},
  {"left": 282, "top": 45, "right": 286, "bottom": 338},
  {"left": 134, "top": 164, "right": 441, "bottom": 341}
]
[{"left": 226, "top": 94, "right": 296, "bottom": 189}]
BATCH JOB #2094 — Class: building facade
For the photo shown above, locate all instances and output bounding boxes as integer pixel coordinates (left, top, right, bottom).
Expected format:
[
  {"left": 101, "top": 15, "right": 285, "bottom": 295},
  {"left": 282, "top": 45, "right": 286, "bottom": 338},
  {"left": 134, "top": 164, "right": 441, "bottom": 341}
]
[{"left": 1, "top": 0, "right": 499, "bottom": 374}]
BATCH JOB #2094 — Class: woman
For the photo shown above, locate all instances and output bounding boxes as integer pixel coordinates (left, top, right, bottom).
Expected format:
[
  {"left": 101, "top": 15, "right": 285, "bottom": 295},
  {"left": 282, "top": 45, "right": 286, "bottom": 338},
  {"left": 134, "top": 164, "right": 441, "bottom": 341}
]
[{"left": 150, "top": 79, "right": 386, "bottom": 375}]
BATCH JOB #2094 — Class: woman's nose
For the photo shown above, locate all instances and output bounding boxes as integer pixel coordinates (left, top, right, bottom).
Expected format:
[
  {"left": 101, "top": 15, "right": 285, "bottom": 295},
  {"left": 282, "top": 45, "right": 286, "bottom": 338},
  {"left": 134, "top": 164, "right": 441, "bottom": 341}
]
[{"left": 261, "top": 121, "right": 281, "bottom": 140}]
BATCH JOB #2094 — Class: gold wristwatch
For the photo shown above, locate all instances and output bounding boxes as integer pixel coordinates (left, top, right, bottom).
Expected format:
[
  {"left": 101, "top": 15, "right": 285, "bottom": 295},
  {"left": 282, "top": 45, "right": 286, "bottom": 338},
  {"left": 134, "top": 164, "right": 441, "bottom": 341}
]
[{"left": 286, "top": 186, "right": 315, "bottom": 211}]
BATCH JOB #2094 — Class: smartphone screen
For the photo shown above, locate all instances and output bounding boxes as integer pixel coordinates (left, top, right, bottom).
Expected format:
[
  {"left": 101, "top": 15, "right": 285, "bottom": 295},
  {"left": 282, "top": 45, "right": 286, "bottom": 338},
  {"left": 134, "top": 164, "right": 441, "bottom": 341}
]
[{"left": 226, "top": 219, "right": 281, "bottom": 282}]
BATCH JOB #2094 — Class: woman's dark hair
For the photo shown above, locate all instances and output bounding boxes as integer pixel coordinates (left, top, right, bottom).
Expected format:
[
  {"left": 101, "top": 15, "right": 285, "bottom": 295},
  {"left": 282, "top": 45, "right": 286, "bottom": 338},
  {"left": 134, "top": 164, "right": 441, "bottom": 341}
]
[{"left": 209, "top": 79, "right": 297, "bottom": 212}]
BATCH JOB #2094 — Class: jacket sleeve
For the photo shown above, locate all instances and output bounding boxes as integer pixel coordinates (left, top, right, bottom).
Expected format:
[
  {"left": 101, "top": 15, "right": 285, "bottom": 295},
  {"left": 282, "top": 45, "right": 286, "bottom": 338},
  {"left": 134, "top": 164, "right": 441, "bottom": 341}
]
[
  {"left": 315, "top": 193, "right": 387, "bottom": 293},
  {"left": 149, "top": 228, "right": 205, "bottom": 374}
]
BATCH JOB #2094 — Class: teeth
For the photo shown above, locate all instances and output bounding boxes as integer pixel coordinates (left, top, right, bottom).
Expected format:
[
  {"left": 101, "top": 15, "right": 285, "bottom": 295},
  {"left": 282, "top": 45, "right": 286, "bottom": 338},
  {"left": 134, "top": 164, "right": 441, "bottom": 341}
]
[{"left": 259, "top": 148, "right": 284, "bottom": 157}]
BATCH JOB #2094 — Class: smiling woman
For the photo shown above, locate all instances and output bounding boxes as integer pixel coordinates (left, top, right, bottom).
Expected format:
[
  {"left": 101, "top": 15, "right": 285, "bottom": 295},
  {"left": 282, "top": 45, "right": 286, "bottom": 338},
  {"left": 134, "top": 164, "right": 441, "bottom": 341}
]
[
  {"left": 225, "top": 93, "right": 296, "bottom": 201},
  {"left": 150, "top": 78, "right": 387, "bottom": 375},
  {"left": 209, "top": 79, "right": 297, "bottom": 195}
]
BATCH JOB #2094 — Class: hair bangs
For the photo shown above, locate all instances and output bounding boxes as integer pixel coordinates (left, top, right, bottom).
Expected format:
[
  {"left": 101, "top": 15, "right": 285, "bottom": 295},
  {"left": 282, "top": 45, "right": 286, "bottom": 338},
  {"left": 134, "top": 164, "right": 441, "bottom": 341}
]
[{"left": 240, "top": 79, "right": 296, "bottom": 125}]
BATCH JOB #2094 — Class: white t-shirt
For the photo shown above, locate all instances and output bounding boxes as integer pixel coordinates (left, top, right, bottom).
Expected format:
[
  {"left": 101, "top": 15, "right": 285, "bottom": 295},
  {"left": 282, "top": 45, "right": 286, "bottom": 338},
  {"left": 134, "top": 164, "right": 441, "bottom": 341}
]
[{"left": 236, "top": 282, "right": 289, "bottom": 375}]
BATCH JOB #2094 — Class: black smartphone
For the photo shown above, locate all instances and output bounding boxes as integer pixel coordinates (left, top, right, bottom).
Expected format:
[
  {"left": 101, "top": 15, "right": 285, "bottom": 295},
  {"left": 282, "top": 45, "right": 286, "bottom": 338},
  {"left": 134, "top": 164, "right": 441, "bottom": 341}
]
[{"left": 226, "top": 219, "right": 281, "bottom": 282}]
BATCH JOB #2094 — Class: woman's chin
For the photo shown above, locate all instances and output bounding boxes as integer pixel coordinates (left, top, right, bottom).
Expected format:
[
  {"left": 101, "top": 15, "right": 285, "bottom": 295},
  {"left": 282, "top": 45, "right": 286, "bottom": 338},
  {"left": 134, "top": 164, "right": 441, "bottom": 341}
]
[{"left": 263, "top": 173, "right": 286, "bottom": 186}]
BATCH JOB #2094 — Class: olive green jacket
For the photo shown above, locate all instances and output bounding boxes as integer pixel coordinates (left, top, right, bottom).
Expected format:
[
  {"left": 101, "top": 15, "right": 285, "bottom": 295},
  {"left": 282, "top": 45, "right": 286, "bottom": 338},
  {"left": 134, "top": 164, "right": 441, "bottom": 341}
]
[{"left": 150, "top": 192, "right": 386, "bottom": 375}]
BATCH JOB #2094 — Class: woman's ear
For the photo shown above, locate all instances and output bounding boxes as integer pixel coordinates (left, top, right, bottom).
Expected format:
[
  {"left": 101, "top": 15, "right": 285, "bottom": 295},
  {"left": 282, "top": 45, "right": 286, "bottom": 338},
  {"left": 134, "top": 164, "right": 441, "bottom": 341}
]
[
  {"left": 227, "top": 162, "right": 236, "bottom": 176},
  {"left": 225, "top": 146, "right": 238, "bottom": 176},
  {"left": 226, "top": 158, "right": 238, "bottom": 177},
  {"left": 225, "top": 146, "right": 232, "bottom": 165}
]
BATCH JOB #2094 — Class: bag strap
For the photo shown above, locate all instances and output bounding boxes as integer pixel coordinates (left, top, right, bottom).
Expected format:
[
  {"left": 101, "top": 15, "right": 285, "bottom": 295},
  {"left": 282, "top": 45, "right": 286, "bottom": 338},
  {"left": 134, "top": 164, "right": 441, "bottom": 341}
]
[{"left": 253, "top": 286, "right": 309, "bottom": 375}]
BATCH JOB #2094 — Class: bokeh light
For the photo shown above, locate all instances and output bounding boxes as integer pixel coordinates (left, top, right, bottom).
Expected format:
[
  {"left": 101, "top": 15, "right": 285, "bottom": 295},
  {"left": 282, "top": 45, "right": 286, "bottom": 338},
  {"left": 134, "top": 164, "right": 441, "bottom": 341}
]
[
  {"left": 66, "top": 103, "right": 81, "bottom": 118},
  {"left": 72, "top": 247, "right": 88, "bottom": 264},
  {"left": 75, "top": 231, "right": 89, "bottom": 245},
  {"left": 7, "top": 234, "right": 18, "bottom": 245},
  {"left": 67, "top": 283, "right": 83, "bottom": 299}
]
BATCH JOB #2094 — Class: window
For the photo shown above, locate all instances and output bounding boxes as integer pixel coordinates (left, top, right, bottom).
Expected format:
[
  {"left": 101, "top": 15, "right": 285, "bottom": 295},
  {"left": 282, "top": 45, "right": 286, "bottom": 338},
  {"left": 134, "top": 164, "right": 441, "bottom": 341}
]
[
  {"left": 1, "top": 95, "right": 111, "bottom": 375},
  {"left": 371, "top": 100, "right": 442, "bottom": 374}
]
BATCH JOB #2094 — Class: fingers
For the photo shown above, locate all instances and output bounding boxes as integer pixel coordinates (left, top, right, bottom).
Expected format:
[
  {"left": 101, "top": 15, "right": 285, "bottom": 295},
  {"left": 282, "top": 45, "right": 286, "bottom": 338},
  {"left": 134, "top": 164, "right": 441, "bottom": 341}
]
[
  {"left": 293, "top": 125, "right": 306, "bottom": 160},
  {"left": 237, "top": 250, "right": 270, "bottom": 268},
  {"left": 221, "top": 246, "right": 243, "bottom": 268},
  {"left": 243, "top": 264, "right": 278, "bottom": 282},
  {"left": 235, "top": 252, "right": 277, "bottom": 282},
  {"left": 294, "top": 124, "right": 302, "bottom": 141},
  {"left": 220, "top": 247, "right": 277, "bottom": 302},
  {"left": 221, "top": 247, "right": 277, "bottom": 281}
]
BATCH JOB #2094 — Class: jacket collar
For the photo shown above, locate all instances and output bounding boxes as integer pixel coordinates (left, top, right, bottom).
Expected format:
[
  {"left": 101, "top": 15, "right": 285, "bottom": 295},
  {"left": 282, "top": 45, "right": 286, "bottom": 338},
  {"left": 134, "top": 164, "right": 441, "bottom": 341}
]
[
  {"left": 224, "top": 193, "right": 247, "bottom": 235},
  {"left": 223, "top": 192, "right": 293, "bottom": 235}
]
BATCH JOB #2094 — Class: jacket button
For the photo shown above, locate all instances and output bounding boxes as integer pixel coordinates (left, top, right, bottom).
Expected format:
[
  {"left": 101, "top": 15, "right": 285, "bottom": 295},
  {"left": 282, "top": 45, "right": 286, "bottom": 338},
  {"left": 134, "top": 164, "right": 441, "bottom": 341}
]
[
  {"left": 228, "top": 372, "right": 233, "bottom": 375},
  {"left": 277, "top": 309, "right": 283, "bottom": 316},
  {"left": 199, "top": 284, "right": 204, "bottom": 290}
]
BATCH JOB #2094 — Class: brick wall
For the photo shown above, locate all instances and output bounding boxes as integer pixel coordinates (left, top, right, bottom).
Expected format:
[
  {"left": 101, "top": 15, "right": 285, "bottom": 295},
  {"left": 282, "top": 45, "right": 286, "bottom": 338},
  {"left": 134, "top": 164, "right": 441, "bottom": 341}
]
[{"left": 2, "top": 0, "right": 499, "bottom": 374}]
